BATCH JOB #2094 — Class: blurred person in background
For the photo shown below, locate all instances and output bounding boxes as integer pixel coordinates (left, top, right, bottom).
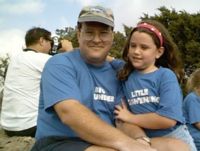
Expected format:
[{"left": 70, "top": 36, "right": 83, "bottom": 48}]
[
  {"left": 0, "top": 27, "right": 73, "bottom": 137},
  {"left": 183, "top": 68, "right": 200, "bottom": 151}
]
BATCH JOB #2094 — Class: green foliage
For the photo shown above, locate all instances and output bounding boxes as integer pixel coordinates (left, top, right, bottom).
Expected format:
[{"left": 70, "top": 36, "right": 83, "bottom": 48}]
[
  {"left": 123, "top": 24, "right": 133, "bottom": 37},
  {"left": 0, "top": 53, "right": 10, "bottom": 102},
  {"left": 110, "top": 31, "right": 126, "bottom": 58},
  {"left": 0, "top": 54, "right": 10, "bottom": 79},
  {"left": 55, "top": 27, "right": 79, "bottom": 48}
]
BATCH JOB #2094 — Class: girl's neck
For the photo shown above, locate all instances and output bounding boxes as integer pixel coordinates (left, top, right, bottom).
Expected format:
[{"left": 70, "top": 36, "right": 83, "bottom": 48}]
[{"left": 137, "top": 66, "right": 158, "bottom": 74}]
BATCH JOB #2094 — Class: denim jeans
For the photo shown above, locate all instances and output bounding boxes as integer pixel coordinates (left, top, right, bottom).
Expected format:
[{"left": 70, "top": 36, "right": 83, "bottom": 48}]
[{"left": 164, "top": 125, "right": 197, "bottom": 151}]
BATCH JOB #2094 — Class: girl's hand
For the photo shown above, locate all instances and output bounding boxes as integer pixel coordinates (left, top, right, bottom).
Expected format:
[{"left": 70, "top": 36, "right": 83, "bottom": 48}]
[{"left": 114, "top": 101, "right": 133, "bottom": 123}]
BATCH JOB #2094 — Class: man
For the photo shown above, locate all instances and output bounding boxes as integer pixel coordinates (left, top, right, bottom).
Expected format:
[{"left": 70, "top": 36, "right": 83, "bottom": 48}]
[
  {"left": 0, "top": 27, "right": 72, "bottom": 137},
  {"left": 31, "top": 6, "right": 189, "bottom": 151}
]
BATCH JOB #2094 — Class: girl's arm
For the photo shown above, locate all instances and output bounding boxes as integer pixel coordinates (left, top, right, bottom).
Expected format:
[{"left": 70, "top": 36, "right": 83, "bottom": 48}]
[
  {"left": 125, "top": 112, "right": 177, "bottom": 129},
  {"left": 115, "top": 102, "right": 176, "bottom": 129}
]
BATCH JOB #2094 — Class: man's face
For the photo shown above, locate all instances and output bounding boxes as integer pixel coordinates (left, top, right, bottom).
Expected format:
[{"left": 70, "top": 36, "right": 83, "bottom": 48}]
[{"left": 77, "top": 22, "right": 114, "bottom": 65}]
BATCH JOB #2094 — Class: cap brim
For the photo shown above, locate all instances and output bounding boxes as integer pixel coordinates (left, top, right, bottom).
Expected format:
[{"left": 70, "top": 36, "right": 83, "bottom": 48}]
[{"left": 78, "top": 16, "right": 114, "bottom": 27}]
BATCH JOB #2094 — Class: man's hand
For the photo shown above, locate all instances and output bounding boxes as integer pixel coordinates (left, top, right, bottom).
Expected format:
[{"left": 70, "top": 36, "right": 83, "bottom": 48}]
[
  {"left": 119, "top": 139, "right": 157, "bottom": 151},
  {"left": 59, "top": 39, "right": 73, "bottom": 52}
]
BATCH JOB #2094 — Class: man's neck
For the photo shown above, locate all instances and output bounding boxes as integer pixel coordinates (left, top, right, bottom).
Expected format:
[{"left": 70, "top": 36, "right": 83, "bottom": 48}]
[
  {"left": 83, "top": 56, "right": 106, "bottom": 67},
  {"left": 26, "top": 46, "right": 39, "bottom": 52}
]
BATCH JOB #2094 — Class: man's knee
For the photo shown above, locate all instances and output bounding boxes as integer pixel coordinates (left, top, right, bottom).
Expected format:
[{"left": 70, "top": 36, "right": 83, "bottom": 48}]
[{"left": 85, "top": 145, "right": 117, "bottom": 151}]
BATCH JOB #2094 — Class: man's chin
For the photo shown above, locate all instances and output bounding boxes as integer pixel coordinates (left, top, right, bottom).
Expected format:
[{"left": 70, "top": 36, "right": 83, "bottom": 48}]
[{"left": 88, "top": 56, "right": 105, "bottom": 64}]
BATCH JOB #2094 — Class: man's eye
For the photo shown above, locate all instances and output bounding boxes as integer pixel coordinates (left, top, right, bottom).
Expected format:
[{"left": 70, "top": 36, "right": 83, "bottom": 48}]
[
  {"left": 101, "top": 31, "right": 109, "bottom": 34},
  {"left": 85, "top": 31, "right": 93, "bottom": 34}
]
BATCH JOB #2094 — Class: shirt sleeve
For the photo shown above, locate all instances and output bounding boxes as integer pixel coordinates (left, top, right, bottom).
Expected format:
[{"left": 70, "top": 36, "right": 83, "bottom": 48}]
[
  {"left": 110, "top": 59, "right": 125, "bottom": 71},
  {"left": 155, "top": 70, "right": 185, "bottom": 123},
  {"left": 184, "top": 93, "right": 200, "bottom": 124},
  {"left": 40, "top": 55, "right": 81, "bottom": 111}
]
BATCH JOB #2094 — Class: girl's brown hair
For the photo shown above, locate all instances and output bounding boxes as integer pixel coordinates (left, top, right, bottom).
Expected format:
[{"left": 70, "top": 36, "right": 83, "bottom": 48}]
[
  {"left": 118, "top": 19, "right": 184, "bottom": 83},
  {"left": 186, "top": 69, "right": 200, "bottom": 95}
]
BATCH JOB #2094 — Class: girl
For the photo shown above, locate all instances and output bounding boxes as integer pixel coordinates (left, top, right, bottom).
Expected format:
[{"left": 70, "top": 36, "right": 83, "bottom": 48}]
[
  {"left": 183, "top": 69, "right": 200, "bottom": 151},
  {"left": 113, "top": 20, "right": 197, "bottom": 151}
]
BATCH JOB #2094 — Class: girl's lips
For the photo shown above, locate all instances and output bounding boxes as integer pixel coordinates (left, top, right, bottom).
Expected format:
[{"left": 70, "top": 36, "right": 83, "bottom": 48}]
[{"left": 132, "top": 56, "right": 142, "bottom": 60}]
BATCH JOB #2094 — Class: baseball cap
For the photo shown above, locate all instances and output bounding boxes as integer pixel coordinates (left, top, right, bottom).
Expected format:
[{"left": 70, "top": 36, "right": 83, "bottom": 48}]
[{"left": 78, "top": 5, "right": 114, "bottom": 27}]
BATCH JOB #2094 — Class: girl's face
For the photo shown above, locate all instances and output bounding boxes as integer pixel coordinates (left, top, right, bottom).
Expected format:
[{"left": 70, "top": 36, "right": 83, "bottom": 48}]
[{"left": 128, "top": 31, "right": 164, "bottom": 73}]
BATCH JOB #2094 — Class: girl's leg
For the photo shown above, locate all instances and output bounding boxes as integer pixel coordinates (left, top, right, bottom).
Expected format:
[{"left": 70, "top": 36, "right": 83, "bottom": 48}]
[{"left": 151, "top": 137, "right": 190, "bottom": 151}]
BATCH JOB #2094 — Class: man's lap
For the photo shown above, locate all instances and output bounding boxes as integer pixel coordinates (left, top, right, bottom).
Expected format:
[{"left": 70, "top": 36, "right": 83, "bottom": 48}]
[{"left": 30, "top": 136, "right": 92, "bottom": 151}]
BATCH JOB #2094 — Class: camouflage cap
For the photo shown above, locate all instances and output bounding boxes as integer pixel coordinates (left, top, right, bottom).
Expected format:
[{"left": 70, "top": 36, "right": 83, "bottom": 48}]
[{"left": 78, "top": 5, "right": 114, "bottom": 27}]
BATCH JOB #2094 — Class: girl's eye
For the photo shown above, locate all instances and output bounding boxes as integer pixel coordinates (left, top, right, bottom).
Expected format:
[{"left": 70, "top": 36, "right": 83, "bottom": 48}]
[
  {"left": 141, "top": 45, "right": 148, "bottom": 50},
  {"left": 130, "top": 44, "right": 136, "bottom": 48}
]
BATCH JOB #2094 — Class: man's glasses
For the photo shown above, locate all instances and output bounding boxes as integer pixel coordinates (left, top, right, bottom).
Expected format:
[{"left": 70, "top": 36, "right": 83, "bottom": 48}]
[{"left": 81, "top": 30, "right": 112, "bottom": 41}]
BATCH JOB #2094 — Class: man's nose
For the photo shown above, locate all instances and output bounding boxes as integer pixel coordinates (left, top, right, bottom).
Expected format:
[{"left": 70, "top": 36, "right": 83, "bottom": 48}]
[{"left": 92, "top": 34, "right": 102, "bottom": 42}]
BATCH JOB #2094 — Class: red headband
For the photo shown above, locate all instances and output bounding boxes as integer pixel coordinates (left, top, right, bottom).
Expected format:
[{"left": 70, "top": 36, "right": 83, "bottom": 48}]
[{"left": 136, "top": 23, "right": 163, "bottom": 46}]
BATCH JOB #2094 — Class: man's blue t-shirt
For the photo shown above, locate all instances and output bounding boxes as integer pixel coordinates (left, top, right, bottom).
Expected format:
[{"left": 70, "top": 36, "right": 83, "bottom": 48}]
[
  {"left": 122, "top": 67, "right": 185, "bottom": 137},
  {"left": 183, "top": 92, "right": 200, "bottom": 150},
  {"left": 35, "top": 49, "right": 123, "bottom": 140}
]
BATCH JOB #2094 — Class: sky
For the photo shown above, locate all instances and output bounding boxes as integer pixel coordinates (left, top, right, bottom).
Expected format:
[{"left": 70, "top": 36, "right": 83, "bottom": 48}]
[{"left": 0, "top": 0, "right": 199, "bottom": 56}]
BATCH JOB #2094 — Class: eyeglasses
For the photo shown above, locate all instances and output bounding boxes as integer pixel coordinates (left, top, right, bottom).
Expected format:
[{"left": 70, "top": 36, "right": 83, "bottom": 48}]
[{"left": 81, "top": 30, "right": 113, "bottom": 41}]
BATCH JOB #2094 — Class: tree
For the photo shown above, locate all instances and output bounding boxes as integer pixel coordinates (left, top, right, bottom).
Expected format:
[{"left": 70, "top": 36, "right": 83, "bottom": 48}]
[
  {"left": 123, "top": 24, "right": 132, "bottom": 37},
  {"left": 0, "top": 54, "right": 10, "bottom": 80},
  {"left": 110, "top": 31, "right": 126, "bottom": 58},
  {"left": 55, "top": 27, "right": 79, "bottom": 48},
  {"left": 0, "top": 53, "right": 10, "bottom": 104}
]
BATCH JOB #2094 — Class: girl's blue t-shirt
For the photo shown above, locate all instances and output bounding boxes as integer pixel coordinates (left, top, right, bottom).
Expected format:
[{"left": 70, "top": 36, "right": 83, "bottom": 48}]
[
  {"left": 110, "top": 59, "right": 185, "bottom": 137},
  {"left": 123, "top": 67, "right": 185, "bottom": 137}
]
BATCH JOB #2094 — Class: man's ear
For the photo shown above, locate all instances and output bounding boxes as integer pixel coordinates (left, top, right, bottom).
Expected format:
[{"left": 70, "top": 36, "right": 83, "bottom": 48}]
[
  {"left": 156, "top": 46, "right": 164, "bottom": 59},
  {"left": 77, "top": 29, "right": 81, "bottom": 42},
  {"left": 39, "top": 37, "right": 44, "bottom": 46}
]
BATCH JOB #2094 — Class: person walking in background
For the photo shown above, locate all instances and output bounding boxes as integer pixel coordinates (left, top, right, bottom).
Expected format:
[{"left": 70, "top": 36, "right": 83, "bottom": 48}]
[
  {"left": 0, "top": 27, "right": 73, "bottom": 137},
  {"left": 183, "top": 68, "right": 200, "bottom": 151},
  {"left": 112, "top": 19, "right": 197, "bottom": 151}
]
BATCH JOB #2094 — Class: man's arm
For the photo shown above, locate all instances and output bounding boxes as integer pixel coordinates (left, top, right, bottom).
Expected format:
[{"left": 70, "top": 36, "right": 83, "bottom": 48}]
[
  {"left": 116, "top": 120, "right": 146, "bottom": 139},
  {"left": 54, "top": 99, "right": 156, "bottom": 151},
  {"left": 58, "top": 39, "right": 73, "bottom": 53},
  {"left": 115, "top": 103, "right": 176, "bottom": 129},
  {"left": 116, "top": 121, "right": 190, "bottom": 151},
  {"left": 116, "top": 120, "right": 151, "bottom": 146}
]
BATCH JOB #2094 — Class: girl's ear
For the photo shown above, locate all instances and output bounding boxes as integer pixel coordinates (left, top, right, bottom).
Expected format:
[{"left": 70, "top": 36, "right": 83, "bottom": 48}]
[{"left": 156, "top": 46, "right": 164, "bottom": 59}]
